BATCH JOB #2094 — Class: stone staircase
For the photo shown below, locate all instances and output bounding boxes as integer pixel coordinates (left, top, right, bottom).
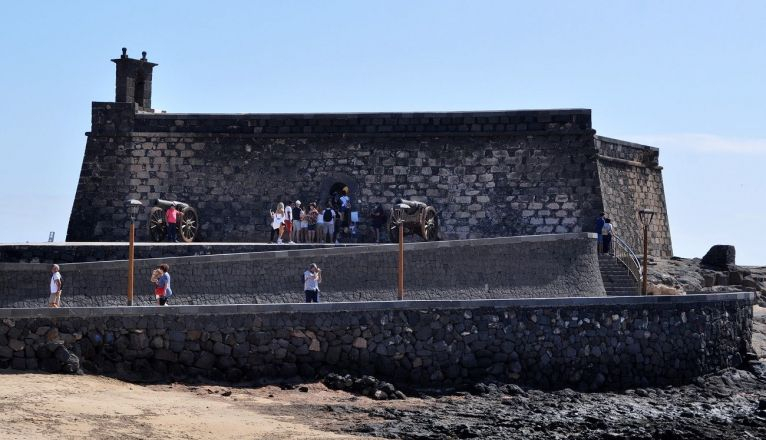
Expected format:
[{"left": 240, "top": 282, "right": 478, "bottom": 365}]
[{"left": 598, "top": 253, "right": 639, "bottom": 296}]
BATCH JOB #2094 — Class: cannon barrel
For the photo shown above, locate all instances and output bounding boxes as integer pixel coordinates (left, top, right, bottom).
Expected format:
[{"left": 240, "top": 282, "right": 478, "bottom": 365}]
[
  {"left": 154, "top": 199, "right": 190, "bottom": 210},
  {"left": 395, "top": 199, "right": 428, "bottom": 209}
]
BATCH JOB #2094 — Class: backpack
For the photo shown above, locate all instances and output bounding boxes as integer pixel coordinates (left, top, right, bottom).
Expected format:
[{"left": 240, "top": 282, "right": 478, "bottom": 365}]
[{"left": 323, "top": 208, "right": 333, "bottom": 222}]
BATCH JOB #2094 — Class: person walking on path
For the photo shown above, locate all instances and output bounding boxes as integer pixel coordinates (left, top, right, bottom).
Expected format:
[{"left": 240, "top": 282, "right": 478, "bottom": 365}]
[
  {"left": 595, "top": 212, "right": 605, "bottom": 252},
  {"left": 155, "top": 263, "right": 173, "bottom": 306},
  {"left": 304, "top": 263, "right": 322, "bottom": 303},
  {"left": 602, "top": 218, "right": 614, "bottom": 254},
  {"left": 166, "top": 203, "right": 179, "bottom": 242},
  {"left": 48, "top": 264, "right": 62, "bottom": 307}
]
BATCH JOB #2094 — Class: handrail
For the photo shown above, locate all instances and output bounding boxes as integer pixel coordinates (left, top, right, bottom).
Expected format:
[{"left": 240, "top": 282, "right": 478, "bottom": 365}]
[{"left": 610, "top": 233, "right": 642, "bottom": 294}]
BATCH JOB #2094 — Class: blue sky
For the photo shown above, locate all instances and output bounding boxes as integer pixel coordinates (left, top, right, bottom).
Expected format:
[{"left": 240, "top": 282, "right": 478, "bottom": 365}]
[{"left": 0, "top": 1, "right": 763, "bottom": 264}]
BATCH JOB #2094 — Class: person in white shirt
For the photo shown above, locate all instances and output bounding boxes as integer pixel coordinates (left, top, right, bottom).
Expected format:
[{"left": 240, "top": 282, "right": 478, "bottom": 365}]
[
  {"left": 304, "top": 263, "right": 322, "bottom": 303},
  {"left": 602, "top": 218, "right": 614, "bottom": 254},
  {"left": 49, "top": 264, "right": 62, "bottom": 308},
  {"left": 270, "top": 202, "right": 286, "bottom": 244}
]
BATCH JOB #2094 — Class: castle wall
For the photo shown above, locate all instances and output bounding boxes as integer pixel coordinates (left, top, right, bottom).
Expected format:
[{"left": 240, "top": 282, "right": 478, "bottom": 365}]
[
  {"left": 595, "top": 136, "right": 673, "bottom": 257},
  {"left": 67, "top": 105, "right": 604, "bottom": 243},
  {"left": 0, "top": 234, "right": 605, "bottom": 308},
  {"left": 0, "top": 293, "right": 753, "bottom": 390}
]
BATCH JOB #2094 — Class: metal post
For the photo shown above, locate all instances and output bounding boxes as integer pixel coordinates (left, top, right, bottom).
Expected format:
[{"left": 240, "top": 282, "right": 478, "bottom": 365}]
[
  {"left": 128, "top": 220, "right": 135, "bottom": 306},
  {"left": 398, "top": 221, "right": 404, "bottom": 300},
  {"left": 641, "top": 224, "right": 648, "bottom": 296}
]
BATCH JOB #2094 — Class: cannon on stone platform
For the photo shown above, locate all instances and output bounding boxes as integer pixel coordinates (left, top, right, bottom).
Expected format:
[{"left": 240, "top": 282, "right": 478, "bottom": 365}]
[
  {"left": 148, "top": 199, "right": 199, "bottom": 243},
  {"left": 387, "top": 199, "right": 439, "bottom": 242}
]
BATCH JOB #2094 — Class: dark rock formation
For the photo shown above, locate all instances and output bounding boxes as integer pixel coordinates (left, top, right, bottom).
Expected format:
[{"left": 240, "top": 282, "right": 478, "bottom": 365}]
[{"left": 701, "top": 245, "right": 736, "bottom": 270}]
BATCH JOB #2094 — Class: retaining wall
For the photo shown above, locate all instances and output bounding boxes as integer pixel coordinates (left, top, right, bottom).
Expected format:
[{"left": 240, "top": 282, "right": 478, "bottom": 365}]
[
  {"left": 0, "top": 234, "right": 604, "bottom": 308},
  {"left": 0, "top": 293, "right": 753, "bottom": 390},
  {"left": 0, "top": 242, "right": 356, "bottom": 264}
]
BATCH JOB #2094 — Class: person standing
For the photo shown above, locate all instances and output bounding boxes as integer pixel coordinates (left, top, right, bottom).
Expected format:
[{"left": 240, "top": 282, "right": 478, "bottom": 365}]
[
  {"left": 48, "top": 264, "right": 62, "bottom": 308},
  {"left": 290, "top": 201, "right": 302, "bottom": 244},
  {"left": 271, "top": 202, "right": 286, "bottom": 244},
  {"left": 602, "top": 218, "right": 614, "bottom": 254},
  {"left": 303, "top": 263, "right": 322, "bottom": 303},
  {"left": 284, "top": 201, "right": 294, "bottom": 244},
  {"left": 156, "top": 263, "right": 173, "bottom": 306},
  {"left": 370, "top": 204, "right": 386, "bottom": 243},
  {"left": 321, "top": 204, "right": 336, "bottom": 243},
  {"left": 307, "top": 202, "right": 319, "bottom": 243},
  {"left": 166, "top": 203, "right": 179, "bottom": 242},
  {"left": 595, "top": 212, "right": 605, "bottom": 252}
]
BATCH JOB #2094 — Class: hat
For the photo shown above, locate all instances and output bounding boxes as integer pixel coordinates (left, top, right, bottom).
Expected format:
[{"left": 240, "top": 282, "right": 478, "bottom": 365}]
[{"left": 295, "top": 200, "right": 301, "bottom": 206}]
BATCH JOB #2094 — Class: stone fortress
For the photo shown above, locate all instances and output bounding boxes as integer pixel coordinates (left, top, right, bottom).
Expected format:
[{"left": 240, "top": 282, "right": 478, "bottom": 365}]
[
  {"left": 0, "top": 49, "right": 755, "bottom": 392},
  {"left": 67, "top": 49, "right": 672, "bottom": 258}
]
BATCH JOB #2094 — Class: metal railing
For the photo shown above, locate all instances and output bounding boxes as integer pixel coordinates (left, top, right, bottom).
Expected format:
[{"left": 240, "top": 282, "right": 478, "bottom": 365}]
[{"left": 610, "top": 234, "right": 642, "bottom": 294}]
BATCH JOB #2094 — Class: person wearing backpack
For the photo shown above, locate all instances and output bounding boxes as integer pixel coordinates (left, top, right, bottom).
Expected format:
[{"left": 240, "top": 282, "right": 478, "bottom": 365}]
[
  {"left": 48, "top": 264, "right": 63, "bottom": 308},
  {"left": 321, "top": 204, "right": 336, "bottom": 243}
]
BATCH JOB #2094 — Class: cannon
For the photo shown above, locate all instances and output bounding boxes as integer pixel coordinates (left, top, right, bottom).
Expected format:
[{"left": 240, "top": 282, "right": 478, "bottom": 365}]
[
  {"left": 387, "top": 199, "right": 439, "bottom": 242},
  {"left": 148, "top": 199, "right": 199, "bottom": 243}
]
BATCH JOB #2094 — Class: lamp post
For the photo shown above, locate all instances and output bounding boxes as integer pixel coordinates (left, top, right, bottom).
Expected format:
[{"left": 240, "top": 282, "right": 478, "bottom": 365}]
[
  {"left": 127, "top": 199, "right": 143, "bottom": 306},
  {"left": 638, "top": 209, "right": 656, "bottom": 296},
  {"left": 392, "top": 203, "right": 409, "bottom": 300}
]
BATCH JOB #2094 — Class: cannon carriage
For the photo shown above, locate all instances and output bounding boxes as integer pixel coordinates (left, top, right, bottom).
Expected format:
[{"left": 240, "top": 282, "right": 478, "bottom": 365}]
[
  {"left": 148, "top": 199, "right": 199, "bottom": 243},
  {"left": 387, "top": 199, "right": 439, "bottom": 242}
]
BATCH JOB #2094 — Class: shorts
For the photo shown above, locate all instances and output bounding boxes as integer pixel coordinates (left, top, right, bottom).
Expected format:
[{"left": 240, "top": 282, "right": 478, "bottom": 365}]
[
  {"left": 48, "top": 291, "right": 61, "bottom": 305},
  {"left": 284, "top": 220, "right": 293, "bottom": 233},
  {"left": 325, "top": 223, "right": 335, "bottom": 236},
  {"left": 308, "top": 224, "right": 316, "bottom": 231},
  {"left": 301, "top": 220, "right": 309, "bottom": 229}
]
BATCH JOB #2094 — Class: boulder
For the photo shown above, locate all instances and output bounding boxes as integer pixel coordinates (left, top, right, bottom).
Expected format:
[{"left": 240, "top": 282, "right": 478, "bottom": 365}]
[{"left": 701, "top": 245, "right": 736, "bottom": 270}]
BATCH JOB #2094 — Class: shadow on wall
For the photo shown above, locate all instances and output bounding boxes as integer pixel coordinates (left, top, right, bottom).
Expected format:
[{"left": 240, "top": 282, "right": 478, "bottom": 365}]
[{"left": 0, "top": 234, "right": 605, "bottom": 308}]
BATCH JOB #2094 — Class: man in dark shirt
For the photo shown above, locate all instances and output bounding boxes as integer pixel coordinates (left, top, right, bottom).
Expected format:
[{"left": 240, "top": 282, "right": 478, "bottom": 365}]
[{"left": 595, "top": 212, "right": 606, "bottom": 252}]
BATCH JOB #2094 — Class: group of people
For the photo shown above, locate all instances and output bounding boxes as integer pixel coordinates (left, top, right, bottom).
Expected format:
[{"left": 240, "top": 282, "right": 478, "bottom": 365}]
[
  {"left": 49, "top": 261, "right": 323, "bottom": 307},
  {"left": 596, "top": 212, "right": 615, "bottom": 253},
  {"left": 268, "top": 188, "right": 384, "bottom": 244}
]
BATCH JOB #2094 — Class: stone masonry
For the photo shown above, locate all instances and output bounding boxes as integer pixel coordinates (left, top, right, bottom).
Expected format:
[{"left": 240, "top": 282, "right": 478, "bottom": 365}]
[
  {"left": 0, "top": 234, "right": 605, "bottom": 308},
  {"left": 0, "top": 293, "right": 753, "bottom": 390},
  {"left": 65, "top": 50, "right": 673, "bottom": 257}
]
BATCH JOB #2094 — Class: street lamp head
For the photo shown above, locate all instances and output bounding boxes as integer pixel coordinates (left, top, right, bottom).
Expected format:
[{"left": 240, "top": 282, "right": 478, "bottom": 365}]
[
  {"left": 638, "top": 209, "right": 656, "bottom": 226},
  {"left": 126, "top": 199, "right": 143, "bottom": 221},
  {"left": 392, "top": 202, "right": 409, "bottom": 224}
]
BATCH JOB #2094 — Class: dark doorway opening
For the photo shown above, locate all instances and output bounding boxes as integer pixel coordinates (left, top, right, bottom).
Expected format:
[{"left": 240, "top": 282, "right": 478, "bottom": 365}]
[{"left": 134, "top": 75, "right": 145, "bottom": 107}]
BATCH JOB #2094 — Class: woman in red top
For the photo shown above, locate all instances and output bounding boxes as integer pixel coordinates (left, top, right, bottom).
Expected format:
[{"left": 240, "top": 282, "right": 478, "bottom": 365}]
[{"left": 166, "top": 204, "right": 179, "bottom": 242}]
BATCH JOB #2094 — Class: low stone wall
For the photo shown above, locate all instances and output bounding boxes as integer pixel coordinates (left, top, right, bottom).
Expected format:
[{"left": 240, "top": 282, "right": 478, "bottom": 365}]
[
  {"left": 0, "top": 293, "right": 753, "bottom": 390},
  {"left": 0, "top": 234, "right": 604, "bottom": 308},
  {"left": 0, "top": 242, "right": 356, "bottom": 264}
]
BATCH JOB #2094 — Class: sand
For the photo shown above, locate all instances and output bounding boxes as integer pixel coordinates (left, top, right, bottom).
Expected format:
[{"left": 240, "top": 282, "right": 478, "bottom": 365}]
[{"left": 0, "top": 373, "right": 366, "bottom": 440}]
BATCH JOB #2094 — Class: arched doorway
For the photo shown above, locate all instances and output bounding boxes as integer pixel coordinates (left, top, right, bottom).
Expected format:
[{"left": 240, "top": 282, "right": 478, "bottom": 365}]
[
  {"left": 328, "top": 182, "right": 349, "bottom": 211},
  {"left": 317, "top": 174, "right": 359, "bottom": 210}
]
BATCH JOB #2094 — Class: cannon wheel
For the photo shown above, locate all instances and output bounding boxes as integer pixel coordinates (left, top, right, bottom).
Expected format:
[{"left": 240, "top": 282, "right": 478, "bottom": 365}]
[
  {"left": 149, "top": 207, "right": 167, "bottom": 242},
  {"left": 179, "top": 206, "right": 198, "bottom": 243},
  {"left": 421, "top": 207, "right": 439, "bottom": 241}
]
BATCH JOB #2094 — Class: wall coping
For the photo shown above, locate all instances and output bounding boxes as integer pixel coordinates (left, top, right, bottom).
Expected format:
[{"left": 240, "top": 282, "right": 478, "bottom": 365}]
[
  {"left": 0, "top": 233, "right": 596, "bottom": 271},
  {"left": 131, "top": 108, "right": 593, "bottom": 120},
  {"left": 0, "top": 292, "right": 753, "bottom": 319},
  {"left": 595, "top": 135, "right": 659, "bottom": 153}
]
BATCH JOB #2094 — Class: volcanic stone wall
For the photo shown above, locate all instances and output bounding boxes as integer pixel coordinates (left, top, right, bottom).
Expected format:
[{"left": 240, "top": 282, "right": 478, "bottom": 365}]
[
  {"left": 0, "top": 293, "right": 753, "bottom": 390},
  {"left": 67, "top": 104, "right": 605, "bottom": 244},
  {"left": 596, "top": 136, "right": 673, "bottom": 257},
  {"left": 0, "top": 234, "right": 604, "bottom": 308},
  {"left": 0, "top": 242, "right": 351, "bottom": 264}
]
